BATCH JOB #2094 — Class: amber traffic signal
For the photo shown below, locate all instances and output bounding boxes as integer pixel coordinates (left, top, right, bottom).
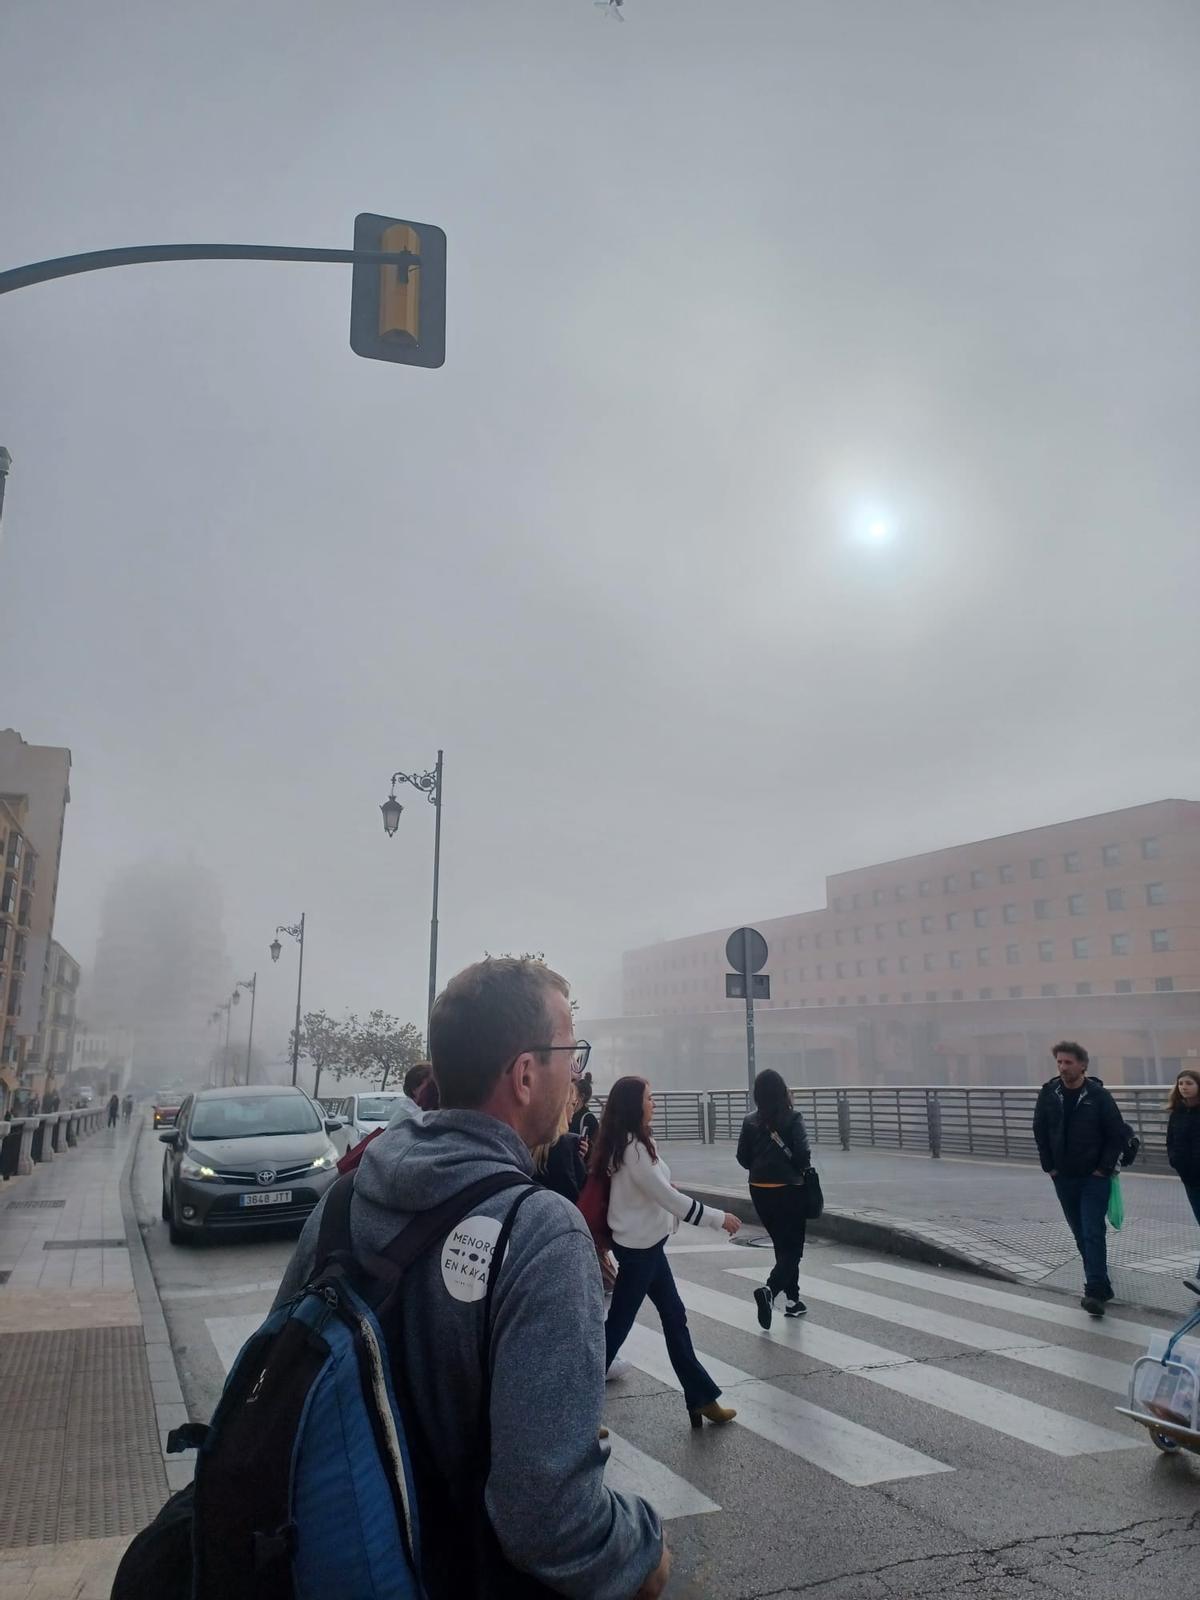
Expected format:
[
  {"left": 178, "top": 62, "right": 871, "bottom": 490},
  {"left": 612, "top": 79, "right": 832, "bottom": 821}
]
[{"left": 349, "top": 213, "right": 446, "bottom": 368}]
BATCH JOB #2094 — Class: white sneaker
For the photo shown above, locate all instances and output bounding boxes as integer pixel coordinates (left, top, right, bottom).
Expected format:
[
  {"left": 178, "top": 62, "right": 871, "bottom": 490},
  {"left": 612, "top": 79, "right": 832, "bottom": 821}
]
[{"left": 606, "top": 1358, "right": 633, "bottom": 1382}]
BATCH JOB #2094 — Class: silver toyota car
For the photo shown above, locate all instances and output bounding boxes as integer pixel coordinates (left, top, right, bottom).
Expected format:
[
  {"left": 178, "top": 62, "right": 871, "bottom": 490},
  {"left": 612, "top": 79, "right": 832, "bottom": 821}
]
[{"left": 160, "top": 1085, "right": 342, "bottom": 1244}]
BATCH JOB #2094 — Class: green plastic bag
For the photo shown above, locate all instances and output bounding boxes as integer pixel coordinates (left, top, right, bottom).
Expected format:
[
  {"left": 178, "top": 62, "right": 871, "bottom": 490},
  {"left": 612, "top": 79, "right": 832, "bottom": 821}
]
[{"left": 1107, "top": 1173, "right": 1125, "bottom": 1231}]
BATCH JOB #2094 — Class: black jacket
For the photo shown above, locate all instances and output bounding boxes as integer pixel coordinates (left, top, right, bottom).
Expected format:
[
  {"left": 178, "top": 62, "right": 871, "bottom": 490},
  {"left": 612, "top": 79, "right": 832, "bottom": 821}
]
[
  {"left": 1032, "top": 1075, "right": 1124, "bottom": 1178},
  {"left": 736, "top": 1110, "right": 811, "bottom": 1186},
  {"left": 1167, "top": 1105, "right": 1200, "bottom": 1188},
  {"left": 538, "top": 1133, "right": 587, "bottom": 1204}
]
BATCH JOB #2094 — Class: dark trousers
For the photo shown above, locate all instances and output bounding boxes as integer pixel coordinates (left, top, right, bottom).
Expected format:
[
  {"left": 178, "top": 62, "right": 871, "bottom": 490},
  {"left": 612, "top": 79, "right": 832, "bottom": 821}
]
[
  {"left": 1185, "top": 1184, "right": 1200, "bottom": 1272},
  {"left": 751, "top": 1185, "right": 807, "bottom": 1300},
  {"left": 1051, "top": 1174, "right": 1112, "bottom": 1297},
  {"left": 606, "top": 1238, "right": 720, "bottom": 1412}
]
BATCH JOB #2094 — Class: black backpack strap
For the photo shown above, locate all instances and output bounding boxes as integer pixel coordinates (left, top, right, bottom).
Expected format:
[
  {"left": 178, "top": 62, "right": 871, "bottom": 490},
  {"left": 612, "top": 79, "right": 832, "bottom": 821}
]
[
  {"left": 481, "top": 1184, "right": 539, "bottom": 1360},
  {"left": 313, "top": 1170, "right": 357, "bottom": 1272},
  {"left": 375, "top": 1169, "right": 531, "bottom": 1275}
]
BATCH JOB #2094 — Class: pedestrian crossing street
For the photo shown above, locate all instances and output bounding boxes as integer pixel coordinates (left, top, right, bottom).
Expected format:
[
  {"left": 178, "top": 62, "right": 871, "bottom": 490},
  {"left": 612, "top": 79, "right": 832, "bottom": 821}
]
[{"left": 203, "top": 1247, "right": 1172, "bottom": 1523}]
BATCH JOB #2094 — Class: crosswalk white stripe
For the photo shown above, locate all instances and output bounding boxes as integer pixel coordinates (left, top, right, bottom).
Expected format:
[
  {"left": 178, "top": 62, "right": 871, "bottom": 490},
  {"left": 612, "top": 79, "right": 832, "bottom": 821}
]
[
  {"left": 670, "top": 1275, "right": 1139, "bottom": 1457},
  {"left": 839, "top": 1260, "right": 1169, "bottom": 1347},
  {"left": 724, "top": 1267, "right": 1131, "bottom": 1395},
  {"left": 207, "top": 1312, "right": 259, "bottom": 1374},
  {"left": 602, "top": 1430, "right": 721, "bottom": 1519},
  {"left": 618, "top": 1324, "right": 950, "bottom": 1486}
]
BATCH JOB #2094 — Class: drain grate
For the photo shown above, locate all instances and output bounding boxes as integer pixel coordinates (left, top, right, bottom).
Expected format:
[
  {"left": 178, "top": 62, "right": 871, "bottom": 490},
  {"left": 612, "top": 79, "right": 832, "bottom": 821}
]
[
  {"left": 6, "top": 1199, "right": 66, "bottom": 1210},
  {"left": 42, "top": 1238, "right": 127, "bottom": 1251},
  {"left": 0, "top": 1325, "right": 166, "bottom": 1545}
]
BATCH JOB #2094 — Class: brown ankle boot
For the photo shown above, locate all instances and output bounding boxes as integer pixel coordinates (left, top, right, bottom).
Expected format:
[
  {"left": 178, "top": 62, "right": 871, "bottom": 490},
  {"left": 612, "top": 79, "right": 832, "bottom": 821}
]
[{"left": 689, "top": 1402, "right": 737, "bottom": 1429}]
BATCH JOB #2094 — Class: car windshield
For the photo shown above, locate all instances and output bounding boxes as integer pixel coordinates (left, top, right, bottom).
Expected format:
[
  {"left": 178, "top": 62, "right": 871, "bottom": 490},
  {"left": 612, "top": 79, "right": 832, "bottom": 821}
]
[
  {"left": 356, "top": 1096, "right": 401, "bottom": 1121},
  {"left": 190, "top": 1095, "right": 321, "bottom": 1140}
]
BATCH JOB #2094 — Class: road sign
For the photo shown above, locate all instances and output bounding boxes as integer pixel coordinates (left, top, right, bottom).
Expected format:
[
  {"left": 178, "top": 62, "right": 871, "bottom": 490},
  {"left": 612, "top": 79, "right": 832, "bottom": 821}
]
[
  {"left": 726, "top": 927, "right": 768, "bottom": 975},
  {"left": 726, "top": 974, "right": 770, "bottom": 1001}
]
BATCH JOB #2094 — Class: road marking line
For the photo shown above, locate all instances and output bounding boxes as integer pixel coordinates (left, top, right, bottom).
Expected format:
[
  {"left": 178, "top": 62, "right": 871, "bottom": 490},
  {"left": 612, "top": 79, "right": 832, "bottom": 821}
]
[
  {"left": 162, "top": 1280, "right": 281, "bottom": 1301},
  {"left": 207, "top": 1313, "right": 260, "bottom": 1373},
  {"left": 669, "top": 1275, "right": 1139, "bottom": 1457},
  {"left": 619, "top": 1325, "right": 950, "bottom": 1486},
  {"left": 603, "top": 1429, "right": 720, "bottom": 1518},
  {"left": 724, "top": 1267, "right": 1131, "bottom": 1395}
]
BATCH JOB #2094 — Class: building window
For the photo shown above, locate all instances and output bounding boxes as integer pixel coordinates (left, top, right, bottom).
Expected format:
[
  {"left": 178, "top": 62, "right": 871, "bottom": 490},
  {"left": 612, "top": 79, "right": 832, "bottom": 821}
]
[
  {"left": 1041, "top": 983, "right": 1058, "bottom": 997},
  {"left": 1003, "top": 904, "right": 1019, "bottom": 924},
  {"left": 873, "top": 888, "right": 886, "bottom": 906},
  {"left": 897, "top": 920, "right": 910, "bottom": 936},
  {"left": 1068, "top": 894, "right": 1086, "bottom": 916},
  {"left": 1156, "top": 977, "right": 1175, "bottom": 992},
  {"left": 836, "top": 962, "right": 847, "bottom": 979},
  {"left": 895, "top": 884, "right": 909, "bottom": 901},
  {"left": 921, "top": 915, "right": 935, "bottom": 933},
  {"left": 1115, "top": 979, "right": 1134, "bottom": 994},
  {"left": 902, "top": 992, "right": 913, "bottom": 1002},
  {"left": 1151, "top": 929, "right": 1171, "bottom": 952},
  {"left": 1146, "top": 883, "right": 1166, "bottom": 906},
  {"left": 979, "top": 987, "right": 993, "bottom": 999},
  {"left": 1141, "top": 837, "right": 1161, "bottom": 860},
  {"left": 838, "top": 995, "right": 848, "bottom": 1006},
  {"left": 1031, "top": 858, "right": 1048, "bottom": 878},
  {"left": 898, "top": 956, "right": 909, "bottom": 974},
  {"left": 1102, "top": 845, "right": 1120, "bottom": 867},
  {"left": 977, "top": 947, "right": 990, "bottom": 966},
  {"left": 835, "top": 929, "right": 844, "bottom": 945},
  {"left": 875, "top": 923, "right": 886, "bottom": 940},
  {"left": 1111, "top": 933, "right": 1130, "bottom": 956},
  {"left": 1106, "top": 888, "right": 1124, "bottom": 912},
  {"left": 974, "top": 908, "right": 988, "bottom": 928},
  {"left": 951, "top": 989, "right": 964, "bottom": 1001},
  {"left": 943, "top": 874, "right": 958, "bottom": 893},
  {"left": 857, "top": 995, "right": 869, "bottom": 1006},
  {"left": 814, "top": 932, "right": 823, "bottom": 948},
  {"left": 782, "top": 937, "right": 791, "bottom": 953},
  {"left": 999, "top": 864, "right": 1016, "bottom": 883},
  {"left": 970, "top": 869, "right": 987, "bottom": 889},
  {"left": 796, "top": 967, "right": 806, "bottom": 981},
  {"left": 1064, "top": 851, "right": 1082, "bottom": 873},
  {"left": 947, "top": 912, "right": 961, "bottom": 931},
  {"left": 1076, "top": 983, "right": 1092, "bottom": 996},
  {"left": 949, "top": 950, "right": 963, "bottom": 970},
  {"left": 923, "top": 954, "right": 936, "bottom": 972},
  {"left": 1034, "top": 900, "right": 1051, "bottom": 921},
  {"left": 1038, "top": 940, "right": 1055, "bottom": 962},
  {"left": 1006, "top": 944, "right": 1020, "bottom": 965},
  {"left": 855, "top": 961, "right": 866, "bottom": 977},
  {"left": 919, "top": 879, "right": 932, "bottom": 897},
  {"left": 1072, "top": 937, "right": 1090, "bottom": 959},
  {"left": 1008, "top": 986, "right": 1023, "bottom": 998},
  {"left": 853, "top": 927, "right": 864, "bottom": 944},
  {"left": 796, "top": 936, "right": 805, "bottom": 949},
  {"left": 925, "top": 991, "right": 937, "bottom": 1002},
  {"left": 816, "top": 964, "right": 824, "bottom": 979},
  {"left": 877, "top": 958, "right": 888, "bottom": 975},
  {"left": 878, "top": 994, "right": 889, "bottom": 1004}
]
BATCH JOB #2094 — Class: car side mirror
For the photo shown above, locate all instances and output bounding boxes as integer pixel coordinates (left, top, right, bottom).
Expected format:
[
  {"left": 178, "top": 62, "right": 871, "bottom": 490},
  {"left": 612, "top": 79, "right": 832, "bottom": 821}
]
[
  {"left": 158, "top": 1131, "right": 180, "bottom": 1148},
  {"left": 324, "top": 1117, "right": 344, "bottom": 1133}
]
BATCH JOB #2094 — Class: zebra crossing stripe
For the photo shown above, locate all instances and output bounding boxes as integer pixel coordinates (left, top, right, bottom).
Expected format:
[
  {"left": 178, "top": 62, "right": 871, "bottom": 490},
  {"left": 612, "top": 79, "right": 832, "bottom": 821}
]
[
  {"left": 618, "top": 1324, "right": 950, "bottom": 1486},
  {"left": 603, "top": 1430, "right": 721, "bottom": 1519},
  {"left": 839, "top": 1261, "right": 1170, "bottom": 1347},
  {"left": 669, "top": 1275, "right": 1139, "bottom": 1457},
  {"left": 207, "top": 1313, "right": 260, "bottom": 1374},
  {"left": 724, "top": 1267, "right": 1131, "bottom": 1395}
]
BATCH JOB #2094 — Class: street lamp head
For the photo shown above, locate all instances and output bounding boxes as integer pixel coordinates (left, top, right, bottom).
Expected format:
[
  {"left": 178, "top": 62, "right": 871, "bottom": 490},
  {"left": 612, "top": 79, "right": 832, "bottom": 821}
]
[
  {"left": 231, "top": 989, "right": 240, "bottom": 1006},
  {"left": 269, "top": 938, "right": 282, "bottom": 964},
  {"left": 381, "top": 793, "right": 404, "bottom": 837}
]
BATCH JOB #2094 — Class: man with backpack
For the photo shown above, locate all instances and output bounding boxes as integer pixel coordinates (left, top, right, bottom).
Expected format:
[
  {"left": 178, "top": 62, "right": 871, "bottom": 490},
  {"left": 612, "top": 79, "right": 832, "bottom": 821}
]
[
  {"left": 1033, "top": 1039, "right": 1126, "bottom": 1317},
  {"left": 269, "top": 956, "right": 668, "bottom": 1598}
]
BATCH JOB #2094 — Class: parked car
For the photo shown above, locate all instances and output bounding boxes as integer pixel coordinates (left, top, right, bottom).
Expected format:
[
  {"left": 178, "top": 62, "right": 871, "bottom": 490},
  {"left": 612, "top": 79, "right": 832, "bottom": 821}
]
[
  {"left": 152, "top": 1089, "right": 183, "bottom": 1129},
  {"left": 159, "top": 1085, "right": 343, "bottom": 1244},
  {"left": 323, "top": 1091, "right": 406, "bottom": 1153}
]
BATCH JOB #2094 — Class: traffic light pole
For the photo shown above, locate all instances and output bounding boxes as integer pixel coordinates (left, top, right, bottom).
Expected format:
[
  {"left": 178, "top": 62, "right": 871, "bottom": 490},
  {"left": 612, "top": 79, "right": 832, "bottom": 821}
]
[{"left": 0, "top": 243, "right": 418, "bottom": 297}]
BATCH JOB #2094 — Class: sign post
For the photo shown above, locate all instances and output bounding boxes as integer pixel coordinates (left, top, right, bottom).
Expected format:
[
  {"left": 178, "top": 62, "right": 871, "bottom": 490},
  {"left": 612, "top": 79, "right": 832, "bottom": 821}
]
[{"left": 725, "top": 926, "right": 768, "bottom": 1100}]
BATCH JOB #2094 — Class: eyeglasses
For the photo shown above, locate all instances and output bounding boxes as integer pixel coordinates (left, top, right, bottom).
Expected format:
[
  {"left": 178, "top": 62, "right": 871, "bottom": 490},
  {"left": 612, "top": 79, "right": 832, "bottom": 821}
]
[{"left": 525, "top": 1041, "right": 592, "bottom": 1077}]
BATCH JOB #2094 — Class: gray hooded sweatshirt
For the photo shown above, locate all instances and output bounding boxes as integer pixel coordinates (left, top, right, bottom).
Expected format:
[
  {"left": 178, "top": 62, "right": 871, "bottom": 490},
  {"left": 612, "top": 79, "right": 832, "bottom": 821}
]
[{"left": 274, "top": 1107, "right": 662, "bottom": 1599}]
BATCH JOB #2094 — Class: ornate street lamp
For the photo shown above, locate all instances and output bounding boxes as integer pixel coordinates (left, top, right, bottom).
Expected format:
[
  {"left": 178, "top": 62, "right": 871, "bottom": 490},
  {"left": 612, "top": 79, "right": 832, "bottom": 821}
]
[{"left": 380, "top": 751, "right": 444, "bottom": 1026}]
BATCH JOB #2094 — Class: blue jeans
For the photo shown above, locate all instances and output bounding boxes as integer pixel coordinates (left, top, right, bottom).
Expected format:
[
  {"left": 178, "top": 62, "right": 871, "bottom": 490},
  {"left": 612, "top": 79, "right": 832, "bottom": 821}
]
[
  {"left": 1051, "top": 1174, "right": 1113, "bottom": 1297},
  {"left": 606, "top": 1238, "right": 720, "bottom": 1412}
]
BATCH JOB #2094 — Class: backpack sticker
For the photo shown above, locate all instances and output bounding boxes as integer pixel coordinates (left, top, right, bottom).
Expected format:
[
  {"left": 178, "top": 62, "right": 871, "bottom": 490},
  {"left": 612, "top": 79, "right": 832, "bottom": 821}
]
[{"left": 441, "top": 1213, "right": 503, "bottom": 1302}]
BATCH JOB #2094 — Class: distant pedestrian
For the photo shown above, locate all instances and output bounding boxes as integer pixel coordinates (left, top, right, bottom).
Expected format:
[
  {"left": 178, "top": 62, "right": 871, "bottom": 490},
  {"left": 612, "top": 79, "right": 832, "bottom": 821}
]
[
  {"left": 594, "top": 1075, "right": 740, "bottom": 1428},
  {"left": 569, "top": 1073, "right": 600, "bottom": 1152},
  {"left": 1166, "top": 1068, "right": 1200, "bottom": 1277},
  {"left": 122, "top": 1094, "right": 134, "bottom": 1123},
  {"left": 737, "top": 1069, "right": 812, "bottom": 1327},
  {"left": 107, "top": 1093, "right": 120, "bottom": 1128},
  {"left": 1033, "top": 1041, "right": 1124, "bottom": 1316}
]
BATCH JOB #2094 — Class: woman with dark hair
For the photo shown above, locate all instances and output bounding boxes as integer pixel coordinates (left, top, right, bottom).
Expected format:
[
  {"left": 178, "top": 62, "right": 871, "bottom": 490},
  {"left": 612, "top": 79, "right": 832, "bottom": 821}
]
[
  {"left": 594, "top": 1075, "right": 740, "bottom": 1429},
  {"left": 1167, "top": 1068, "right": 1200, "bottom": 1276},
  {"left": 737, "top": 1068, "right": 812, "bottom": 1328},
  {"left": 568, "top": 1074, "right": 599, "bottom": 1149}
]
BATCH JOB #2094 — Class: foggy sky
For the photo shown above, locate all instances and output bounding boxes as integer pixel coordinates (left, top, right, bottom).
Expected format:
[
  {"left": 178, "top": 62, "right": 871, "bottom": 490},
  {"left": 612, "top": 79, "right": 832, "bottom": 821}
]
[{"left": 3, "top": 0, "right": 1198, "bottom": 1059}]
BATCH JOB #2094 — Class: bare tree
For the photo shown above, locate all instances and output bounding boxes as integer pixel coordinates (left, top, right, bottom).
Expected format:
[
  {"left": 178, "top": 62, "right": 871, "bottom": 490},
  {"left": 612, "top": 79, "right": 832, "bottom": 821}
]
[
  {"left": 288, "top": 1009, "right": 355, "bottom": 1101},
  {"left": 351, "top": 1010, "right": 426, "bottom": 1092}
]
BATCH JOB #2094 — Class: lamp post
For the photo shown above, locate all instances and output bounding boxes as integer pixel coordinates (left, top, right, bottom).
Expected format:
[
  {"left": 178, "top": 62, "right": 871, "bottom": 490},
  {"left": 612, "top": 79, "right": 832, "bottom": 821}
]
[
  {"left": 210, "top": 999, "right": 234, "bottom": 1087},
  {"left": 233, "top": 975, "right": 257, "bottom": 1085},
  {"left": 380, "top": 750, "right": 443, "bottom": 1028},
  {"left": 271, "top": 916, "right": 306, "bottom": 1087}
]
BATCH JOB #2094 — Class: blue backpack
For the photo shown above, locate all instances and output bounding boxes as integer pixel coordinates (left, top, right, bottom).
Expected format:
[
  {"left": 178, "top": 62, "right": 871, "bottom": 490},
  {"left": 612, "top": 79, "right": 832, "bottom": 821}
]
[{"left": 160, "top": 1169, "right": 536, "bottom": 1600}]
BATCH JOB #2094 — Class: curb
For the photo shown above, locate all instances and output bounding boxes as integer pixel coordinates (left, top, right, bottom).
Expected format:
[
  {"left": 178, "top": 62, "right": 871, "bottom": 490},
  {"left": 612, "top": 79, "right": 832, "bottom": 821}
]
[
  {"left": 119, "top": 1120, "right": 195, "bottom": 1494},
  {"left": 687, "top": 1183, "right": 1022, "bottom": 1283}
]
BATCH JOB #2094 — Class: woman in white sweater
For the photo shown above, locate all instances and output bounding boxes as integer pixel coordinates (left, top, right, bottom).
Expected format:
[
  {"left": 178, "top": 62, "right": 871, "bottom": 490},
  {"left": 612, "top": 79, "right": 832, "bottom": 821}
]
[{"left": 594, "top": 1076, "right": 740, "bottom": 1428}]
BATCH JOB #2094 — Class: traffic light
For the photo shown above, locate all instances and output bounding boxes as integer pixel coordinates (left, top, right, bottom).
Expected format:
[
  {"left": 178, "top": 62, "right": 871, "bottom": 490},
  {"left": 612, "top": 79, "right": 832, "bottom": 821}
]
[{"left": 349, "top": 213, "right": 446, "bottom": 368}]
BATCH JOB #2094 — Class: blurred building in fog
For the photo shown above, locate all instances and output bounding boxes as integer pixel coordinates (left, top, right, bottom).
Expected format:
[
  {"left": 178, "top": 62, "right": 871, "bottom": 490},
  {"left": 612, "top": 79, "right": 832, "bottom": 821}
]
[
  {"left": 88, "top": 858, "right": 230, "bottom": 1083},
  {"left": 594, "top": 800, "right": 1200, "bottom": 1090}
]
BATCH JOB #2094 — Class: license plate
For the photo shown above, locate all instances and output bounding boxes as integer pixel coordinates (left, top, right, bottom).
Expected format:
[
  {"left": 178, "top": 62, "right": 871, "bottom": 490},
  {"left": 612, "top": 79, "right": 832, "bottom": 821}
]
[{"left": 239, "top": 1190, "right": 293, "bottom": 1208}]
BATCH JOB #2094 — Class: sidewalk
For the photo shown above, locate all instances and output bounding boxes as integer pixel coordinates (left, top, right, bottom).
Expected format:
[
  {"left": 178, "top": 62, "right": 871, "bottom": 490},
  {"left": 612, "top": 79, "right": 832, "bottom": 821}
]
[
  {"left": 0, "top": 1119, "right": 172, "bottom": 1599},
  {"left": 672, "top": 1142, "right": 1200, "bottom": 1317}
]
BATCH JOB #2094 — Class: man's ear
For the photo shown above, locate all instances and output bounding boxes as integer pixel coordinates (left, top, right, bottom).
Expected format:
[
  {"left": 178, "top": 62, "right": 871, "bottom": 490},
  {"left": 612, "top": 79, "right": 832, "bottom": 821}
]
[{"left": 509, "top": 1051, "right": 536, "bottom": 1107}]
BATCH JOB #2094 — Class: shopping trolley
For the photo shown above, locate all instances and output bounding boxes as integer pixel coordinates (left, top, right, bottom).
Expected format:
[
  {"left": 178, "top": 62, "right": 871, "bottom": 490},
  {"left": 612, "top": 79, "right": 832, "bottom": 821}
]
[{"left": 1115, "top": 1279, "right": 1200, "bottom": 1455}]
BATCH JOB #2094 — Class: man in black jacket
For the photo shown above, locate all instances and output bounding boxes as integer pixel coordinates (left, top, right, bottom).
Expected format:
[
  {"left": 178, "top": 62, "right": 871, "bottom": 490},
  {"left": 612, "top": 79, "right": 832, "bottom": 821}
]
[{"left": 1032, "top": 1040, "right": 1124, "bottom": 1316}]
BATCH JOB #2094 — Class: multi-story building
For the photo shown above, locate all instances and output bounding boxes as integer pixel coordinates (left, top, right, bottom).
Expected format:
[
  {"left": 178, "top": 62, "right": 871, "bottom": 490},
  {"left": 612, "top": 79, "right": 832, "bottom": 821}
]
[
  {"left": 40, "top": 940, "right": 81, "bottom": 1092},
  {"left": 596, "top": 800, "right": 1200, "bottom": 1090},
  {"left": 0, "top": 796, "right": 37, "bottom": 1111}
]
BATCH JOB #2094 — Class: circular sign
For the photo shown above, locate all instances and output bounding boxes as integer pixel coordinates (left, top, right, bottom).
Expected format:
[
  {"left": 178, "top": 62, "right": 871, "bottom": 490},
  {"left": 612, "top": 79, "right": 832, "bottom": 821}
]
[{"left": 725, "top": 926, "right": 768, "bottom": 975}]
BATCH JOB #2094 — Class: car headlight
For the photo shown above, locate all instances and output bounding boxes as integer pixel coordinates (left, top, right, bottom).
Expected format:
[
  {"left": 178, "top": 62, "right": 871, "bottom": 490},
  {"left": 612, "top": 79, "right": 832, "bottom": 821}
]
[
  {"left": 309, "top": 1145, "right": 339, "bottom": 1171},
  {"left": 179, "top": 1155, "right": 217, "bottom": 1180}
]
